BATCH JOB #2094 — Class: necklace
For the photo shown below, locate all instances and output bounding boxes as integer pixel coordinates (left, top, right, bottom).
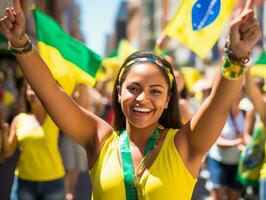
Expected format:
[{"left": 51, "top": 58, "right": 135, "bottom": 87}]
[{"left": 119, "top": 126, "right": 163, "bottom": 200}]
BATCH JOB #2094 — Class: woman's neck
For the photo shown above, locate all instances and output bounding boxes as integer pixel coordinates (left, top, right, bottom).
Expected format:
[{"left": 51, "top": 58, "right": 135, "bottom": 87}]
[{"left": 125, "top": 122, "right": 159, "bottom": 147}]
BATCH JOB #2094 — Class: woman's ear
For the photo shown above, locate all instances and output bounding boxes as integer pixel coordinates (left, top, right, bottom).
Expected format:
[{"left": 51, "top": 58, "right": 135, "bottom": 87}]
[
  {"left": 164, "top": 102, "right": 169, "bottom": 109},
  {"left": 165, "top": 93, "right": 172, "bottom": 109}
]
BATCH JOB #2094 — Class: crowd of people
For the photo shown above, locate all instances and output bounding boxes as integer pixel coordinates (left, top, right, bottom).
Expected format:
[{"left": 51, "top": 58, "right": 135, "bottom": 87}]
[{"left": 0, "top": 0, "right": 265, "bottom": 200}]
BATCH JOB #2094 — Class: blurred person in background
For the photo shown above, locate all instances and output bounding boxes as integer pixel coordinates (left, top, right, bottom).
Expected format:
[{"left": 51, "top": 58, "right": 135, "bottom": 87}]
[
  {"left": 60, "top": 83, "right": 89, "bottom": 200},
  {"left": 94, "top": 79, "right": 114, "bottom": 124},
  {"left": 0, "top": 81, "right": 65, "bottom": 200},
  {"left": 207, "top": 90, "right": 248, "bottom": 200},
  {"left": 174, "top": 69, "right": 195, "bottom": 124},
  {"left": 245, "top": 68, "right": 266, "bottom": 200},
  {"left": 164, "top": 55, "right": 195, "bottom": 124},
  {"left": 0, "top": 69, "right": 15, "bottom": 122}
]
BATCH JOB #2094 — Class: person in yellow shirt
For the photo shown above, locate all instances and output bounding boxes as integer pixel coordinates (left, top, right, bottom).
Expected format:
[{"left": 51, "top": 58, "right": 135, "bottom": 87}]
[
  {"left": 0, "top": 70, "right": 15, "bottom": 121},
  {"left": 0, "top": 0, "right": 261, "bottom": 199},
  {"left": 0, "top": 81, "right": 65, "bottom": 200},
  {"left": 245, "top": 69, "right": 266, "bottom": 200}
]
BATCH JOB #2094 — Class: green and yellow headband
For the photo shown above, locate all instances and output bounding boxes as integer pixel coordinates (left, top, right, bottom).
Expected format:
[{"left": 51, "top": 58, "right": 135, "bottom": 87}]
[{"left": 118, "top": 57, "right": 174, "bottom": 88}]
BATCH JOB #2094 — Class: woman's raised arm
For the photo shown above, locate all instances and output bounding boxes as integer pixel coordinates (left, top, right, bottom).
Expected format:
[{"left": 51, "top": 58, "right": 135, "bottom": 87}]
[
  {"left": 0, "top": 0, "right": 112, "bottom": 150},
  {"left": 176, "top": 0, "right": 261, "bottom": 176}
]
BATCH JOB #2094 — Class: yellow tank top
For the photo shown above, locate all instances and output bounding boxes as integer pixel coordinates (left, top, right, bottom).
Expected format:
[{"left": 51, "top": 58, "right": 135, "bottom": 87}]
[
  {"left": 15, "top": 113, "right": 65, "bottom": 181},
  {"left": 90, "top": 128, "right": 197, "bottom": 200}
]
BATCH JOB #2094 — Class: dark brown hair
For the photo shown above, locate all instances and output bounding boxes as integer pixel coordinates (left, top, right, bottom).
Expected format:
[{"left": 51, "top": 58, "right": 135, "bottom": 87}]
[{"left": 17, "top": 79, "right": 32, "bottom": 113}]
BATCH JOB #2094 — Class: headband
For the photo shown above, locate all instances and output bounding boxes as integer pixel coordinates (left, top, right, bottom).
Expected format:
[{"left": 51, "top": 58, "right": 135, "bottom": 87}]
[{"left": 118, "top": 57, "right": 174, "bottom": 88}]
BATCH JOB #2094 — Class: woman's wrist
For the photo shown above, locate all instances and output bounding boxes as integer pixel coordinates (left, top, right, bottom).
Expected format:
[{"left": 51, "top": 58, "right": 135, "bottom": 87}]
[
  {"left": 225, "top": 41, "right": 250, "bottom": 65},
  {"left": 8, "top": 33, "right": 35, "bottom": 56},
  {"left": 230, "top": 46, "right": 250, "bottom": 59},
  {"left": 8, "top": 32, "right": 28, "bottom": 48}
]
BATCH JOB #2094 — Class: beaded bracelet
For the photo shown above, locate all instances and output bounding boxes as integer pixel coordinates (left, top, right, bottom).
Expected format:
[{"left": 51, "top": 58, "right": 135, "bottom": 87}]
[
  {"left": 221, "top": 52, "right": 245, "bottom": 80},
  {"left": 7, "top": 34, "right": 35, "bottom": 56},
  {"left": 224, "top": 41, "right": 250, "bottom": 65}
]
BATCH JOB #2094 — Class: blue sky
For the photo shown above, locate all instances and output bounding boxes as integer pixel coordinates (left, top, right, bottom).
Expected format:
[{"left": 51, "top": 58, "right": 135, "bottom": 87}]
[{"left": 75, "top": 0, "right": 125, "bottom": 56}]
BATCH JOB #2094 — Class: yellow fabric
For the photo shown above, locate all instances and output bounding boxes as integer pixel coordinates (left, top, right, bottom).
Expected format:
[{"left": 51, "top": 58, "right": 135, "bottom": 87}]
[
  {"left": 99, "top": 39, "right": 136, "bottom": 87},
  {"left": 101, "top": 57, "right": 120, "bottom": 83},
  {"left": 117, "top": 39, "right": 136, "bottom": 65},
  {"left": 260, "top": 158, "right": 266, "bottom": 179},
  {"left": 15, "top": 113, "right": 65, "bottom": 181},
  {"left": 250, "top": 65, "right": 266, "bottom": 78},
  {"left": 259, "top": 123, "right": 266, "bottom": 179},
  {"left": 38, "top": 42, "right": 95, "bottom": 95},
  {"left": 3, "top": 90, "right": 15, "bottom": 106},
  {"left": 163, "top": 0, "right": 237, "bottom": 58},
  {"left": 90, "top": 128, "right": 197, "bottom": 200},
  {"left": 180, "top": 67, "right": 202, "bottom": 92}
]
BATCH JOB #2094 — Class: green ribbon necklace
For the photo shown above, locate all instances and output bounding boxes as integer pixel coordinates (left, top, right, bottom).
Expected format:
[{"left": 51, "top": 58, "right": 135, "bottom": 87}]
[{"left": 119, "top": 127, "right": 162, "bottom": 200}]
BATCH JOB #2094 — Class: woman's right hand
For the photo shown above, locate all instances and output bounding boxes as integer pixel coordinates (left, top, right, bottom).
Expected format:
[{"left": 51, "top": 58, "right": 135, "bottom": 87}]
[{"left": 0, "top": 0, "right": 27, "bottom": 48}]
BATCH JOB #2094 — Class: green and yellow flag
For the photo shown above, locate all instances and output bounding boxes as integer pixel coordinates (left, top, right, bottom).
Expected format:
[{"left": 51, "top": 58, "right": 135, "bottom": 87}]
[
  {"left": 163, "top": 0, "right": 237, "bottom": 58},
  {"left": 251, "top": 51, "right": 266, "bottom": 78},
  {"left": 101, "top": 39, "right": 136, "bottom": 82},
  {"left": 33, "top": 9, "right": 102, "bottom": 94}
]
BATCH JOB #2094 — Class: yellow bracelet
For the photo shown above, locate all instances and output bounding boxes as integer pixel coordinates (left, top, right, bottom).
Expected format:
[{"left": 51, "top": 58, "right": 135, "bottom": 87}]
[{"left": 221, "top": 53, "right": 245, "bottom": 80}]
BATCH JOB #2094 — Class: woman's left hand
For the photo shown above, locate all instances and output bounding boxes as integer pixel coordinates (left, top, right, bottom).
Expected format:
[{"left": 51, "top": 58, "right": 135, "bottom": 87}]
[{"left": 229, "top": 0, "right": 261, "bottom": 59}]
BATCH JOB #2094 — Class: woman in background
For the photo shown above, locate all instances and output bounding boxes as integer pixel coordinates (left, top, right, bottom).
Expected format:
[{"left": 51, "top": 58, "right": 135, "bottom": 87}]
[{"left": 1, "top": 81, "right": 65, "bottom": 200}]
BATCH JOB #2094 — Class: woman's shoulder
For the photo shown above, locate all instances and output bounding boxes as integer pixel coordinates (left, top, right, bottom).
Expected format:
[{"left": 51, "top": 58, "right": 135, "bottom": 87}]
[
  {"left": 163, "top": 128, "right": 180, "bottom": 144},
  {"left": 13, "top": 112, "right": 31, "bottom": 122},
  {"left": 101, "top": 130, "right": 119, "bottom": 148}
]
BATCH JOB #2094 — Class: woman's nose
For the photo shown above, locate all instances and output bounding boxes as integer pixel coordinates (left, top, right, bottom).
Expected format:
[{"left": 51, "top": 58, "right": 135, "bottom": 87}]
[{"left": 136, "top": 91, "right": 146, "bottom": 101}]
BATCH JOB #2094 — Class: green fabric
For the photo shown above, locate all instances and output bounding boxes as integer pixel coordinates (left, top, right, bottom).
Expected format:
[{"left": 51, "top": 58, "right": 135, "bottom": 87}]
[
  {"left": 119, "top": 128, "right": 161, "bottom": 200},
  {"left": 144, "top": 129, "right": 161, "bottom": 155},
  {"left": 119, "top": 130, "right": 137, "bottom": 200},
  {"left": 255, "top": 51, "right": 266, "bottom": 65},
  {"left": 237, "top": 125, "right": 266, "bottom": 186},
  {"left": 0, "top": 33, "right": 6, "bottom": 42},
  {"left": 0, "top": 33, "right": 7, "bottom": 49},
  {"left": 33, "top": 9, "right": 102, "bottom": 77},
  {"left": 107, "top": 50, "right": 118, "bottom": 58}
]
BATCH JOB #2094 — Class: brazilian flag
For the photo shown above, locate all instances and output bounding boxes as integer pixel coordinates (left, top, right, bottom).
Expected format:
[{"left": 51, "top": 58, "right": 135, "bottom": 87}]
[{"left": 33, "top": 9, "right": 103, "bottom": 94}]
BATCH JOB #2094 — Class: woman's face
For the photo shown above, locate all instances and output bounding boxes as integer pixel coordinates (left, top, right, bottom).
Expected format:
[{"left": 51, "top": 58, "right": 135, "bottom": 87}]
[
  {"left": 119, "top": 63, "right": 170, "bottom": 129},
  {"left": 26, "top": 84, "right": 41, "bottom": 106}
]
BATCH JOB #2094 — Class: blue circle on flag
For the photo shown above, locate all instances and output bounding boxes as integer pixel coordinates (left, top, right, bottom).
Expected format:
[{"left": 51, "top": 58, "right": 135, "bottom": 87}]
[{"left": 192, "top": 0, "right": 221, "bottom": 31}]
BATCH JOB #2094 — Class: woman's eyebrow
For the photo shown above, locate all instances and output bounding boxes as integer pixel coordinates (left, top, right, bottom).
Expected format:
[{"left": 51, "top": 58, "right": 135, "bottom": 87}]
[{"left": 150, "top": 84, "right": 166, "bottom": 89}]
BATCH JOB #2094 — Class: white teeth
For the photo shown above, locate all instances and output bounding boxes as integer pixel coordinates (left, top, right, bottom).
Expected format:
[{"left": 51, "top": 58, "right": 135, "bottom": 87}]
[{"left": 133, "top": 107, "right": 151, "bottom": 112}]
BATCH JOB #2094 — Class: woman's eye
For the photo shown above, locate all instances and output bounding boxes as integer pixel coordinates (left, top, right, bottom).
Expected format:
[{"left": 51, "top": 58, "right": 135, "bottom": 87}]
[
  {"left": 127, "top": 86, "right": 139, "bottom": 92},
  {"left": 151, "top": 89, "right": 161, "bottom": 95}
]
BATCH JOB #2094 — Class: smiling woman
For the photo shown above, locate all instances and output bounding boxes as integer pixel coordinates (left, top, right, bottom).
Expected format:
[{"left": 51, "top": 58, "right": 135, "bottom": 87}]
[
  {"left": 0, "top": 0, "right": 261, "bottom": 199},
  {"left": 113, "top": 52, "right": 181, "bottom": 131}
]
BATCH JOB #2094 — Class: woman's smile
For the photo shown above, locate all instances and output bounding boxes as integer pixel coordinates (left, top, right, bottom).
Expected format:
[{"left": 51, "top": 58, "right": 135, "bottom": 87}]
[{"left": 132, "top": 105, "right": 153, "bottom": 117}]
